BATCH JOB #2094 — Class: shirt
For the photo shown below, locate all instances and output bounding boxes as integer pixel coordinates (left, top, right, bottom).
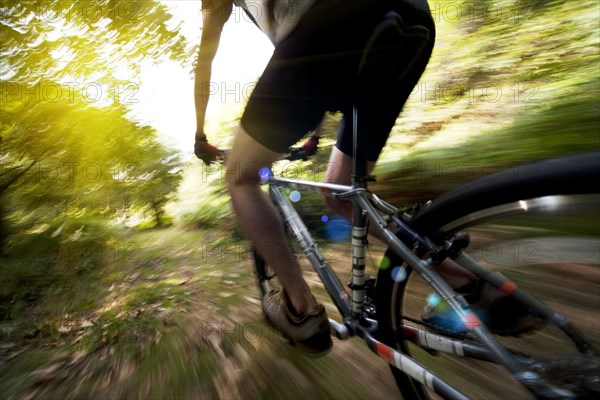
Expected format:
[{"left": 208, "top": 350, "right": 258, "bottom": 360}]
[{"left": 233, "top": 0, "right": 316, "bottom": 44}]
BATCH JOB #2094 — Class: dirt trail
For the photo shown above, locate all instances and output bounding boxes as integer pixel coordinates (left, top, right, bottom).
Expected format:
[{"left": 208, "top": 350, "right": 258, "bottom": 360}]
[
  {"left": 2, "top": 237, "right": 402, "bottom": 400},
  {"left": 15, "top": 299, "right": 401, "bottom": 400},
  {"left": 4, "top": 230, "right": 598, "bottom": 399}
]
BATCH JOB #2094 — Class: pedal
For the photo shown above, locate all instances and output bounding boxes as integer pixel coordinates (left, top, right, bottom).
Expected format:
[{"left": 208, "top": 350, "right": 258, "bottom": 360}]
[{"left": 329, "top": 319, "right": 350, "bottom": 340}]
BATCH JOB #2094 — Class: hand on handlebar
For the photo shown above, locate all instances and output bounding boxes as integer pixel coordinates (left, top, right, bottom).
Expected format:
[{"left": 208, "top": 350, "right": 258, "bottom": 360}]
[
  {"left": 194, "top": 134, "right": 223, "bottom": 165},
  {"left": 288, "top": 135, "right": 319, "bottom": 161}
]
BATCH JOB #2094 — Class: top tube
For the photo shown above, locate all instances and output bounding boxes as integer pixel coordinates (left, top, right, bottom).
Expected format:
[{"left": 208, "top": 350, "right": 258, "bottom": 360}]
[{"left": 269, "top": 176, "right": 352, "bottom": 197}]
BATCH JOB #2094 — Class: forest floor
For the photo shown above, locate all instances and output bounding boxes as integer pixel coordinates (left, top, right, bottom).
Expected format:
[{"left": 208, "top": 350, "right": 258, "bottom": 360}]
[
  {"left": 1, "top": 227, "right": 403, "bottom": 399},
  {"left": 4, "top": 222, "right": 598, "bottom": 400}
]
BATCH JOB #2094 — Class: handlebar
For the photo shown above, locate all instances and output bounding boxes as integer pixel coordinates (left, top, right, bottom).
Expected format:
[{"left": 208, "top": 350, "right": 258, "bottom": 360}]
[{"left": 213, "top": 142, "right": 318, "bottom": 165}]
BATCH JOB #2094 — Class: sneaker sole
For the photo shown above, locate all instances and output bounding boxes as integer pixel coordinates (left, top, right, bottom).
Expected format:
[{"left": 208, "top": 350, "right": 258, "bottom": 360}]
[{"left": 264, "top": 314, "right": 333, "bottom": 357}]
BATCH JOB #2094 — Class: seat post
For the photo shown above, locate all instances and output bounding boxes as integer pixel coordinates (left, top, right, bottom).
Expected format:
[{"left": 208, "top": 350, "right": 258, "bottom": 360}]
[{"left": 352, "top": 102, "right": 369, "bottom": 189}]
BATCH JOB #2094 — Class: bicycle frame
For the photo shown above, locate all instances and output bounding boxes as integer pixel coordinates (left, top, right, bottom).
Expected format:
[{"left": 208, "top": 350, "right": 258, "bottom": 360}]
[{"left": 266, "top": 173, "right": 582, "bottom": 399}]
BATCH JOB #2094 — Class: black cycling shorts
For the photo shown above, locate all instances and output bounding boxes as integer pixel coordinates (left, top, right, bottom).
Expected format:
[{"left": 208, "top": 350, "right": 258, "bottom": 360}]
[{"left": 241, "top": 0, "right": 435, "bottom": 161}]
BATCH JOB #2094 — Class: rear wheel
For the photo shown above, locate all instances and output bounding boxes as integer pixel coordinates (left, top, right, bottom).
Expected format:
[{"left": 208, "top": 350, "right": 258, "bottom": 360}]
[
  {"left": 376, "top": 153, "right": 600, "bottom": 399},
  {"left": 378, "top": 194, "right": 600, "bottom": 399}
]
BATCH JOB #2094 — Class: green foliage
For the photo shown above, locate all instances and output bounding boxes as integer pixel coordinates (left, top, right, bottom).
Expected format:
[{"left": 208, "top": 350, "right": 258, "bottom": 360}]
[
  {"left": 77, "top": 308, "right": 164, "bottom": 350},
  {"left": 375, "top": 77, "right": 600, "bottom": 201},
  {"left": 0, "top": 215, "right": 112, "bottom": 318},
  {"left": 166, "top": 161, "right": 234, "bottom": 229},
  {"left": 0, "top": 1, "right": 186, "bottom": 250},
  {"left": 372, "top": 0, "right": 600, "bottom": 200},
  {"left": 1, "top": 0, "right": 186, "bottom": 81},
  {"left": 1, "top": 0, "right": 187, "bottom": 238},
  {"left": 0, "top": 1, "right": 186, "bottom": 331},
  {"left": 0, "top": 91, "right": 184, "bottom": 263}
]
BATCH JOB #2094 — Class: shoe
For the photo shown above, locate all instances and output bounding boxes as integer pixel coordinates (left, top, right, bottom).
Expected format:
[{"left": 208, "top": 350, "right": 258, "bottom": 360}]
[
  {"left": 422, "top": 279, "right": 545, "bottom": 336},
  {"left": 263, "top": 287, "right": 332, "bottom": 355}
]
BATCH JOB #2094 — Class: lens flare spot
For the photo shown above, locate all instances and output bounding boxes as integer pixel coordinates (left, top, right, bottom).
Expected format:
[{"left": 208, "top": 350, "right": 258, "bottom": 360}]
[
  {"left": 258, "top": 167, "right": 271, "bottom": 181},
  {"left": 325, "top": 217, "right": 351, "bottom": 242},
  {"left": 379, "top": 255, "right": 391, "bottom": 270},
  {"left": 426, "top": 293, "right": 441, "bottom": 308},
  {"left": 391, "top": 266, "right": 407, "bottom": 282},
  {"left": 289, "top": 190, "right": 301, "bottom": 202},
  {"left": 321, "top": 215, "right": 329, "bottom": 223}
]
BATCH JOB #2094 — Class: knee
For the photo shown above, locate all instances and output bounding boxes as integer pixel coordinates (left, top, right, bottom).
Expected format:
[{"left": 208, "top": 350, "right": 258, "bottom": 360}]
[
  {"left": 224, "top": 124, "right": 280, "bottom": 195},
  {"left": 225, "top": 158, "right": 263, "bottom": 195}
]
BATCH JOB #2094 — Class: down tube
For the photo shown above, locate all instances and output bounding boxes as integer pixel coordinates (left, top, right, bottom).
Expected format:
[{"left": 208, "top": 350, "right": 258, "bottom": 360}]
[{"left": 269, "top": 184, "right": 352, "bottom": 318}]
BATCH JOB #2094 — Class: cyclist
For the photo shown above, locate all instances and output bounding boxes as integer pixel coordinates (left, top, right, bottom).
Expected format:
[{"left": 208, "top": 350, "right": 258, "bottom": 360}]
[
  {"left": 194, "top": 0, "right": 435, "bottom": 355},
  {"left": 193, "top": 0, "right": 533, "bottom": 355}
]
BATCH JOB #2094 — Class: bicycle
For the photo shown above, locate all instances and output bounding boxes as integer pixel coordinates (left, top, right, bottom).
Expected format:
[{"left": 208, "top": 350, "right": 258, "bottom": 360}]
[{"left": 242, "top": 12, "right": 600, "bottom": 400}]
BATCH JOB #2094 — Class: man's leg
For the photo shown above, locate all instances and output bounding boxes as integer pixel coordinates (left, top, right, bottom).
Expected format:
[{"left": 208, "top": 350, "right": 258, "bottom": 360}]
[
  {"left": 226, "top": 126, "right": 318, "bottom": 315},
  {"left": 323, "top": 146, "right": 375, "bottom": 219}
]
